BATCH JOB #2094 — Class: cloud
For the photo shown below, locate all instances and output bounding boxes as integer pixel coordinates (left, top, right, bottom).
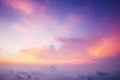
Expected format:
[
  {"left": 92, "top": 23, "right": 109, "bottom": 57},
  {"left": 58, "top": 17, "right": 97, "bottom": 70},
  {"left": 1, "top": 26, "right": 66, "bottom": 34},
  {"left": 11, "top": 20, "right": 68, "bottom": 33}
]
[
  {"left": 42, "top": 36, "right": 97, "bottom": 63},
  {"left": 52, "top": 35, "right": 66, "bottom": 42},
  {"left": 54, "top": 35, "right": 92, "bottom": 55},
  {"left": 19, "top": 45, "right": 55, "bottom": 56},
  {"left": 54, "top": 33, "right": 120, "bottom": 60},
  {"left": 2, "top": 0, "right": 34, "bottom": 15},
  {"left": 0, "top": 48, "right": 3, "bottom": 52},
  {"left": 89, "top": 34, "right": 120, "bottom": 58},
  {"left": 2, "top": 0, "right": 48, "bottom": 15},
  {"left": 18, "top": 42, "right": 96, "bottom": 64},
  {"left": 10, "top": 6, "right": 85, "bottom": 50}
]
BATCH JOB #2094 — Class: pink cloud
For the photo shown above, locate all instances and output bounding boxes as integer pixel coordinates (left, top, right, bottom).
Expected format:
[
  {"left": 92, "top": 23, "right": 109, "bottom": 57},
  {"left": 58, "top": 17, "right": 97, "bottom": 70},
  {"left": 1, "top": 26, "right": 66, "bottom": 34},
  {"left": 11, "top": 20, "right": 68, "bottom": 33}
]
[
  {"left": 18, "top": 41, "right": 95, "bottom": 64},
  {"left": 57, "top": 38, "right": 91, "bottom": 60},
  {"left": 2, "top": 0, "right": 48, "bottom": 15},
  {"left": 53, "top": 33, "right": 120, "bottom": 59},
  {"left": 2, "top": 0, "right": 34, "bottom": 15},
  {"left": 52, "top": 35, "right": 66, "bottom": 42}
]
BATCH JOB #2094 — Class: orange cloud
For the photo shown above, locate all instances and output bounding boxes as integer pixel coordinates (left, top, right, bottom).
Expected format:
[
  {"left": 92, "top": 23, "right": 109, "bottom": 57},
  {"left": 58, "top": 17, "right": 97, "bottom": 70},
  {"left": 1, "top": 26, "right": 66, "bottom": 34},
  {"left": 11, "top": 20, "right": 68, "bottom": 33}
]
[
  {"left": 89, "top": 35, "right": 120, "bottom": 57},
  {"left": 19, "top": 45, "right": 51, "bottom": 55},
  {"left": 0, "top": 56, "right": 40, "bottom": 65}
]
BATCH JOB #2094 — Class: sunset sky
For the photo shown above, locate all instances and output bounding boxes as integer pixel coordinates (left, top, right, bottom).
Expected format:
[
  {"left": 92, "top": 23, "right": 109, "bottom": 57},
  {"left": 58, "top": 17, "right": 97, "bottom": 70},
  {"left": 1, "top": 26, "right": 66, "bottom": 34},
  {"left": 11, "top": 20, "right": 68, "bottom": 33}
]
[{"left": 0, "top": 0, "right": 120, "bottom": 69}]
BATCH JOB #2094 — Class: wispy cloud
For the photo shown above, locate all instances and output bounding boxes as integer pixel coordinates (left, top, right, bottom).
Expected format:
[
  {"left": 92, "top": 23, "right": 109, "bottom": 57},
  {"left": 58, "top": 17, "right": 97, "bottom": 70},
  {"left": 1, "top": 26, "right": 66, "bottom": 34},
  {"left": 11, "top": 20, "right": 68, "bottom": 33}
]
[{"left": 2, "top": 0, "right": 34, "bottom": 15}]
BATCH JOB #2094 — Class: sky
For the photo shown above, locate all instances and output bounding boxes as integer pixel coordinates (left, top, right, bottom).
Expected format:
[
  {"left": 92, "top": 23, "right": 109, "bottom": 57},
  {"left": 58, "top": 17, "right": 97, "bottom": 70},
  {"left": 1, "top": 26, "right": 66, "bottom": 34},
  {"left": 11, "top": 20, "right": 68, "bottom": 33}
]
[{"left": 0, "top": 0, "right": 120, "bottom": 72}]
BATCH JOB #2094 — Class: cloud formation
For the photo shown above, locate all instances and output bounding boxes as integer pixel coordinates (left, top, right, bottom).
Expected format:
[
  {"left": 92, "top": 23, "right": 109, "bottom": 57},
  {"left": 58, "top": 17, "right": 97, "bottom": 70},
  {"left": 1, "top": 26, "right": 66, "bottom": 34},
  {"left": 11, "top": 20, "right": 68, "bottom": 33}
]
[
  {"left": 13, "top": 40, "right": 95, "bottom": 64},
  {"left": 89, "top": 34, "right": 120, "bottom": 58}
]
